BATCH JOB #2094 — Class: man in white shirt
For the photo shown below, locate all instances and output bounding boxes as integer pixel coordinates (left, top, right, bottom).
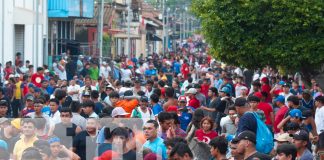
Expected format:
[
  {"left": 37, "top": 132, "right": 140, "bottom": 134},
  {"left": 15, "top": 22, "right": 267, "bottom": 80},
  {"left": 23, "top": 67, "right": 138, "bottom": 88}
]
[
  {"left": 49, "top": 98, "right": 61, "bottom": 127},
  {"left": 67, "top": 80, "right": 81, "bottom": 101},
  {"left": 120, "top": 66, "right": 132, "bottom": 82},
  {"left": 280, "top": 83, "right": 293, "bottom": 106},
  {"left": 99, "top": 61, "right": 111, "bottom": 79},
  {"left": 315, "top": 96, "right": 324, "bottom": 135},
  {"left": 131, "top": 96, "right": 154, "bottom": 122}
]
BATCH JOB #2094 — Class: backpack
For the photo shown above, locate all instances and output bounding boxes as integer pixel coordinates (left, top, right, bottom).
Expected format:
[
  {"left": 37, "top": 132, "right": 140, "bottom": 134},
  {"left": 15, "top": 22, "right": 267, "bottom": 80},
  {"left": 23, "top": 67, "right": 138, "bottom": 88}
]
[
  {"left": 132, "top": 107, "right": 152, "bottom": 118},
  {"left": 251, "top": 112, "right": 274, "bottom": 154}
]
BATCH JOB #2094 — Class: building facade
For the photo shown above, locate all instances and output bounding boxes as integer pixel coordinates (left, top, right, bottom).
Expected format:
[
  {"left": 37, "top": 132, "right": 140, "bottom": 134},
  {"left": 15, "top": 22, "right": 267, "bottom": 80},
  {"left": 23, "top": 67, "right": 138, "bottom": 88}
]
[{"left": 0, "top": 0, "right": 47, "bottom": 68}]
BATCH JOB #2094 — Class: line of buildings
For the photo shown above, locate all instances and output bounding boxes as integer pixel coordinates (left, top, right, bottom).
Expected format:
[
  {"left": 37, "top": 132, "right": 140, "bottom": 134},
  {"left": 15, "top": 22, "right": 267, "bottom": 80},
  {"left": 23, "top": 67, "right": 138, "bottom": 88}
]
[{"left": 1, "top": 0, "right": 197, "bottom": 66}]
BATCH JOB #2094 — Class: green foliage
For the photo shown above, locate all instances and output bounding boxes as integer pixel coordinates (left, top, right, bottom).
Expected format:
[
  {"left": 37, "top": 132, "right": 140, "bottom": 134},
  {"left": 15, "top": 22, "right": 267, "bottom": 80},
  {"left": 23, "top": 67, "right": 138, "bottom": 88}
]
[{"left": 191, "top": 0, "right": 324, "bottom": 72}]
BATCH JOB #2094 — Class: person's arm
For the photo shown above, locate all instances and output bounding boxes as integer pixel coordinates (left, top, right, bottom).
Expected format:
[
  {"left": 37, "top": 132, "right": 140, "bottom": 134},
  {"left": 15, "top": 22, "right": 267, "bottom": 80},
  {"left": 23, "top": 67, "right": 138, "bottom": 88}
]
[
  {"left": 201, "top": 106, "right": 215, "bottom": 112},
  {"left": 277, "top": 116, "right": 290, "bottom": 130},
  {"left": 61, "top": 145, "right": 81, "bottom": 160},
  {"left": 270, "top": 111, "right": 275, "bottom": 129},
  {"left": 75, "top": 126, "right": 82, "bottom": 134},
  {"left": 309, "top": 117, "right": 318, "bottom": 137}
]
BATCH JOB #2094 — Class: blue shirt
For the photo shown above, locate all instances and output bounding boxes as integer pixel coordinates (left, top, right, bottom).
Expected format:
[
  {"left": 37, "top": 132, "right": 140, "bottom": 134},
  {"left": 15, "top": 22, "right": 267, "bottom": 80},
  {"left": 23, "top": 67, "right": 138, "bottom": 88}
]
[
  {"left": 145, "top": 69, "right": 157, "bottom": 77},
  {"left": 152, "top": 103, "right": 163, "bottom": 116},
  {"left": 173, "top": 62, "right": 181, "bottom": 74},
  {"left": 237, "top": 112, "right": 257, "bottom": 135},
  {"left": 42, "top": 106, "right": 51, "bottom": 116},
  {"left": 179, "top": 111, "right": 192, "bottom": 131},
  {"left": 46, "top": 86, "right": 54, "bottom": 95},
  {"left": 143, "top": 137, "right": 167, "bottom": 160}
]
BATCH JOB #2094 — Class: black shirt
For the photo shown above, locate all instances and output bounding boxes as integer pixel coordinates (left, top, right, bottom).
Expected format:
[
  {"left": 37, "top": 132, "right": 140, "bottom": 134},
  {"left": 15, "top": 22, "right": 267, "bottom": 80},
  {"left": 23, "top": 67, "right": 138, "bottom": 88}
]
[
  {"left": 73, "top": 131, "right": 98, "bottom": 160},
  {"left": 245, "top": 152, "right": 271, "bottom": 160},
  {"left": 123, "top": 150, "right": 136, "bottom": 160}
]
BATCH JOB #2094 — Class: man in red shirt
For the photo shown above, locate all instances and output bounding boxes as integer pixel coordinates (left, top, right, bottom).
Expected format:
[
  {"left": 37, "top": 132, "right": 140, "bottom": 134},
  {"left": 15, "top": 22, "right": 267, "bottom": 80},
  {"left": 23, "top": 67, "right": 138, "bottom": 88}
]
[
  {"left": 273, "top": 95, "right": 288, "bottom": 134},
  {"left": 254, "top": 92, "right": 274, "bottom": 128},
  {"left": 181, "top": 59, "right": 189, "bottom": 80},
  {"left": 185, "top": 88, "right": 200, "bottom": 109},
  {"left": 31, "top": 67, "right": 44, "bottom": 88}
]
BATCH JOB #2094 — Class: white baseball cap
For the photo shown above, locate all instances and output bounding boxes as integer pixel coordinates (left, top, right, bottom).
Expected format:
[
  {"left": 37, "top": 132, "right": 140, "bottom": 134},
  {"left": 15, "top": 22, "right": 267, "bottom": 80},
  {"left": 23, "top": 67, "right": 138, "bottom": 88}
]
[
  {"left": 111, "top": 107, "right": 130, "bottom": 118},
  {"left": 185, "top": 88, "right": 197, "bottom": 94}
]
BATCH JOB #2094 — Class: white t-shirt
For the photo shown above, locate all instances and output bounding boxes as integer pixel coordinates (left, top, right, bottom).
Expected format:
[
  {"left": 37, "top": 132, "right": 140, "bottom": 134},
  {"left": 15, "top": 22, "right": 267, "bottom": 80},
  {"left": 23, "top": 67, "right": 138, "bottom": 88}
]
[
  {"left": 100, "top": 66, "right": 111, "bottom": 79},
  {"left": 67, "top": 84, "right": 81, "bottom": 101},
  {"left": 120, "top": 69, "right": 132, "bottom": 81},
  {"left": 315, "top": 106, "right": 324, "bottom": 135},
  {"left": 132, "top": 107, "right": 154, "bottom": 123}
]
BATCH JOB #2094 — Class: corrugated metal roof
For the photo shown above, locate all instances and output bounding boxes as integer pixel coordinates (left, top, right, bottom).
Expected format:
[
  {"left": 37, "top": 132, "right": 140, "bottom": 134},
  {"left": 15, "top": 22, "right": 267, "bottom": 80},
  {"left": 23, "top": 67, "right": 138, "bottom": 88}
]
[{"left": 74, "top": 4, "right": 114, "bottom": 26}]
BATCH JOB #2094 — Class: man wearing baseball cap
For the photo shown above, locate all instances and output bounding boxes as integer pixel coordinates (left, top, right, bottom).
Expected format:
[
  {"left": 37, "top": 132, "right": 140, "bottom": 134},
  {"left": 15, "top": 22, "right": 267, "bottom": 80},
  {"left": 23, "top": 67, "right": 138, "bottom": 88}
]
[
  {"left": 131, "top": 96, "right": 154, "bottom": 122},
  {"left": 185, "top": 88, "right": 200, "bottom": 109},
  {"left": 234, "top": 97, "right": 257, "bottom": 135},
  {"left": 232, "top": 131, "right": 271, "bottom": 160},
  {"left": 292, "top": 130, "right": 313, "bottom": 160},
  {"left": 274, "top": 95, "right": 289, "bottom": 134}
]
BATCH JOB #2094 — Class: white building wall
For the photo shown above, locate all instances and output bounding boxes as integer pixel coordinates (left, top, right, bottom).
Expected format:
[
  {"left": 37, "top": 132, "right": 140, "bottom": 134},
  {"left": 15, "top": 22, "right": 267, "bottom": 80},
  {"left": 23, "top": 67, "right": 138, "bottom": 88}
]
[{"left": 1, "top": 0, "right": 46, "bottom": 68}]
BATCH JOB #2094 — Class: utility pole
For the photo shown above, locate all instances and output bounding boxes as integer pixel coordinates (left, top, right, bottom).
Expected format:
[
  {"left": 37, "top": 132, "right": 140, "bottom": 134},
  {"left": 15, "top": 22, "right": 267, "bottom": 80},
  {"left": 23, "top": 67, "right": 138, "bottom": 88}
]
[
  {"left": 36, "top": 0, "right": 39, "bottom": 67},
  {"left": 127, "top": 0, "right": 131, "bottom": 58},
  {"left": 166, "top": 7, "right": 169, "bottom": 54},
  {"left": 162, "top": 0, "right": 165, "bottom": 56},
  {"left": 98, "top": 0, "right": 104, "bottom": 61}
]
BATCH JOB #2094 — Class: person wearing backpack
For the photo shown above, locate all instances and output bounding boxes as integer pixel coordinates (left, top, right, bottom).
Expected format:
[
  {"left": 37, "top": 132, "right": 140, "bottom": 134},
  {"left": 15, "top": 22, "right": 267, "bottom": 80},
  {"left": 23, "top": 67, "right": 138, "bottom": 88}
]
[
  {"left": 235, "top": 97, "right": 274, "bottom": 154},
  {"left": 231, "top": 131, "right": 271, "bottom": 160},
  {"left": 131, "top": 96, "right": 154, "bottom": 122}
]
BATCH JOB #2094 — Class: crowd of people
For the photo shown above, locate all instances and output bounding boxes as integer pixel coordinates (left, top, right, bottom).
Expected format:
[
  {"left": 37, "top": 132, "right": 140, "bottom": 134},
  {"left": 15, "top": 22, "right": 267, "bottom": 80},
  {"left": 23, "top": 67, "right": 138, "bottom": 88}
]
[{"left": 0, "top": 46, "right": 324, "bottom": 160}]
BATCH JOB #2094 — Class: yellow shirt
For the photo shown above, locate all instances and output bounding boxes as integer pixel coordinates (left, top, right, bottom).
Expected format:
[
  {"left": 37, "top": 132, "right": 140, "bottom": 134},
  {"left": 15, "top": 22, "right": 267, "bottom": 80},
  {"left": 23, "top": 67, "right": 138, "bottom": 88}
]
[
  {"left": 15, "top": 81, "right": 22, "bottom": 99},
  {"left": 13, "top": 135, "right": 38, "bottom": 160}
]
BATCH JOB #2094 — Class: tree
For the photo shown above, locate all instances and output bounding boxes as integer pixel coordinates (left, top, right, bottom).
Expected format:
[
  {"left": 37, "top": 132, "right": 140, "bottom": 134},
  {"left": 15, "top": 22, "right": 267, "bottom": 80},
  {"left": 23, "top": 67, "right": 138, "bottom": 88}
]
[{"left": 191, "top": 0, "right": 324, "bottom": 83}]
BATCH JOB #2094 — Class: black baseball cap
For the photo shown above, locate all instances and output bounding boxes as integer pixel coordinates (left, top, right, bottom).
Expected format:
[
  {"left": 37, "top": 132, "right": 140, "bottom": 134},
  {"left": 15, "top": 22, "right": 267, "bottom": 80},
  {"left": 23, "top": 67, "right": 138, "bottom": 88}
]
[
  {"left": 231, "top": 131, "right": 256, "bottom": 144},
  {"left": 0, "top": 100, "right": 8, "bottom": 107},
  {"left": 124, "top": 90, "right": 133, "bottom": 96},
  {"left": 140, "top": 96, "right": 149, "bottom": 102},
  {"left": 292, "top": 130, "right": 309, "bottom": 141}
]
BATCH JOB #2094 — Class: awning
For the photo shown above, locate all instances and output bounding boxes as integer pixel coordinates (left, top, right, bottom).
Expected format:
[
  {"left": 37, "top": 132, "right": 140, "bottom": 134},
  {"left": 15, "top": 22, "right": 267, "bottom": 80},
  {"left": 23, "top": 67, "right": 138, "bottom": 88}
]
[{"left": 113, "top": 33, "right": 141, "bottom": 39}]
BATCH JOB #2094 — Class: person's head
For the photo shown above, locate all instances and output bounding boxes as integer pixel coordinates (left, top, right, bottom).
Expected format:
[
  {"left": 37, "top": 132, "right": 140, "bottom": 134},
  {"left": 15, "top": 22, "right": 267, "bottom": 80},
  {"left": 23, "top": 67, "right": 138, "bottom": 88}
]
[
  {"left": 48, "top": 137, "right": 61, "bottom": 158},
  {"left": 36, "top": 145, "right": 51, "bottom": 160},
  {"left": 37, "top": 67, "right": 44, "bottom": 74},
  {"left": 22, "top": 119, "right": 36, "bottom": 138},
  {"left": 91, "top": 90, "right": 100, "bottom": 100},
  {"left": 289, "top": 109, "right": 303, "bottom": 124},
  {"left": 275, "top": 95, "right": 286, "bottom": 106},
  {"left": 82, "top": 100, "right": 95, "bottom": 115},
  {"left": 177, "top": 96, "right": 187, "bottom": 108},
  {"left": 229, "top": 142, "right": 242, "bottom": 159},
  {"left": 209, "top": 137, "right": 228, "bottom": 158},
  {"left": 200, "top": 117, "right": 214, "bottom": 132},
  {"left": 232, "top": 131, "right": 257, "bottom": 155},
  {"left": 70, "top": 101, "right": 81, "bottom": 113},
  {"left": 60, "top": 107, "right": 72, "bottom": 124},
  {"left": 21, "top": 147, "right": 43, "bottom": 160},
  {"left": 219, "top": 86, "right": 230, "bottom": 97},
  {"left": 169, "top": 142, "right": 193, "bottom": 160},
  {"left": 49, "top": 98, "right": 59, "bottom": 113},
  {"left": 111, "top": 127, "right": 129, "bottom": 149},
  {"left": 109, "top": 91, "right": 120, "bottom": 105},
  {"left": 146, "top": 80, "right": 154, "bottom": 91},
  {"left": 228, "top": 106, "right": 237, "bottom": 121},
  {"left": 84, "top": 76, "right": 92, "bottom": 86},
  {"left": 252, "top": 81, "right": 261, "bottom": 91},
  {"left": 247, "top": 95, "right": 260, "bottom": 109},
  {"left": 0, "top": 100, "right": 8, "bottom": 116},
  {"left": 283, "top": 83, "right": 290, "bottom": 93},
  {"left": 208, "top": 87, "right": 218, "bottom": 98},
  {"left": 164, "top": 137, "right": 187, "bottom": 156},
  {"left": 150, "top": 94, "right": 159, "bottom": 105},
  {"left": 33, "top": 98, "right": 44, "bottom": 114},
  {"left": 194, "top": 84, "right": 201, "bottom": 93},
  {"left": 275, "top": 133, "right": 292, "bottom": 147},
  {"left": 86, "top": 118, "right": 98, "bottom": 133},
  {"left": 292, "top": 130, "right": 309, "bottom": 150},
  {"left": 172, "top": 80, "right": 180, "bottom": 88},
  {"left": 315, "top": 95, "right": 324, "bottom": 108},
  {"left": 185, "top": 88, "right": 197, "bottom": 98},
  {"left": 54, "top": 89, "right": 67, "bottom": 102},
  {"left": 140, "top": 96, "right": 149, "bottom": 109},
  {"left": 165, "top": 87, "right": 174, "bottom": 98},
  {"left": 157, "top": 112, "right": 172, "bottom": 131},
  {"left": 275, "top": 143, "right": 297, "bottom": 160},
  {"left": 234, "top": 97, "right": 249, "bottom": 116},
  {"left": 287, "top": 96, "right": 300, "bottom": 108},
  {"left": 143, "top": 120, "right": 159, "bottom": 140},
  {"left": 111, "top": 107, "right": 129, "bottom": 118},
  {"left": 25, "top": 95, "right": 34, "bottom": 107}
]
